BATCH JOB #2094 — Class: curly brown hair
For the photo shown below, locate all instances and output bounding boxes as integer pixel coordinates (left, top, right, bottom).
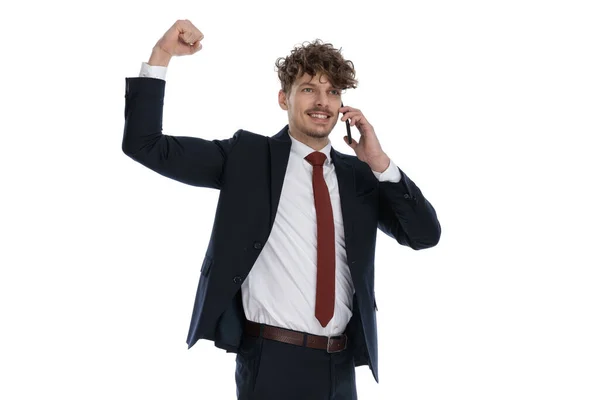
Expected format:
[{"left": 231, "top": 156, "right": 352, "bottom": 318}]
[{"left": 275, "top": 39, "right": 358, "bottom": 95}]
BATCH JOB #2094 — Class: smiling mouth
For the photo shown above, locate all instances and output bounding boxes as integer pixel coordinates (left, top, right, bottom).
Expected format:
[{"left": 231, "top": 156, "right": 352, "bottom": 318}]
[{"left": 308, "top": 113, "right": 331, "bottom": 123}]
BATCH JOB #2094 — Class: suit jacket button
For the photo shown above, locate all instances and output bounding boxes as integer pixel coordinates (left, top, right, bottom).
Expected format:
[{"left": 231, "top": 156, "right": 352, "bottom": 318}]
[
  {"left": 233, "top": 276, "right": 243, "bottom": 284},
  {"left": 253, "top": 242, "right": 263, "bottom": 250},
  {"left": 403, "top": 194, "right": 410, "bottom": 199}
]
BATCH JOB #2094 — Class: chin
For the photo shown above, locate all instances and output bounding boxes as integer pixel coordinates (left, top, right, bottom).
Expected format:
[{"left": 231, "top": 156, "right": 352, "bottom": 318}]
[
  {"left": 290, "top": 120, "right": 333, "bottom": 140},
  {"left": 305, "top": 128, "right": 331, "bottom": 139}
]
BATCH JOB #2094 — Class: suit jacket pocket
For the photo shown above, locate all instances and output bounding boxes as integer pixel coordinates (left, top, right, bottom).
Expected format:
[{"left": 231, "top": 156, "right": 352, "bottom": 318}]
[{"left": 200, "top": 256, "right": 213, "bottom": 277}]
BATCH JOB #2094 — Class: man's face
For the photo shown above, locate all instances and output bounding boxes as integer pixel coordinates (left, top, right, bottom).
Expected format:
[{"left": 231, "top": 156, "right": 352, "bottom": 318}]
[{"left": 278, "top": 72, "right": 342, "bottom": 142}]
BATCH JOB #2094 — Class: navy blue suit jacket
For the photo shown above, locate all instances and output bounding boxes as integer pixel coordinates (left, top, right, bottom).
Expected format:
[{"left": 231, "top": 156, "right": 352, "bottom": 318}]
[{"left": 122, "top": 77, "right": 441, "bottom": 382}]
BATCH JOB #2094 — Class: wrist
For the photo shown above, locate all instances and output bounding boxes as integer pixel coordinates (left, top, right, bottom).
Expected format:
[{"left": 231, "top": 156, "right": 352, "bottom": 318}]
[
  {"left": 148, "top": 46, "right": 172, "bottom": 67},
  {"left": 368, "top": 153, "right": 390, "bottom": 173}
]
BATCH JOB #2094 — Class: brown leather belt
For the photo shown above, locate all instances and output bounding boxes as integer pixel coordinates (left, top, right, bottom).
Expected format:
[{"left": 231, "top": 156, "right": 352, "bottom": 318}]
[{"left": 244, "top": 320, "right": 348, "bottom": 353}]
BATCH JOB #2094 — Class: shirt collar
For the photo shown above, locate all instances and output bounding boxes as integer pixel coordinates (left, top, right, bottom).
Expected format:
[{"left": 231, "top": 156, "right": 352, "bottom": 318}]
[{"left": 288, "top": 130, "right": 332, "bottom": 165}]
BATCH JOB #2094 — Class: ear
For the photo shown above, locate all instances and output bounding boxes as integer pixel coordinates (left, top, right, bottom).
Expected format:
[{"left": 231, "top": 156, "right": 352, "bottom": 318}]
[{"left": 278, "top": 90, "right": 288, "bottom": 111}]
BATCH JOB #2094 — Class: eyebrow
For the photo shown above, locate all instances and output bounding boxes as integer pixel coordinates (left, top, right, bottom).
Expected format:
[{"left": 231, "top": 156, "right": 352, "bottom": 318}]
[{"left": 299, "top": 82, "right": 341, "bottom": 90}]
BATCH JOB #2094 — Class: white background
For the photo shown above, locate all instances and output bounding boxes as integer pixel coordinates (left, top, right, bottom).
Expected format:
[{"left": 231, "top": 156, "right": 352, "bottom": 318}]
[{"left": 1, "top": 0, "right": 599, "bottom": 399}]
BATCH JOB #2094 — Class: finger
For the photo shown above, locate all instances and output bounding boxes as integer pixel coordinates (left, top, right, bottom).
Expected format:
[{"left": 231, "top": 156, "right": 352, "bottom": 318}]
[
  {"left": 190, "top": 28, "right": 204, "bottom": 43},
  {"left": 339, "top": 106, "right": 356, "bottom": 115},
  {"left": 341, "top": 111, "right": 362, "bottom": 122},
  {"left": 339, "top": 106, "right": 360, "bottom": 113},
  {"left": 344, "top": 136, "right": 358, "bottom": 148},
  {"left": 181, "top": 19, "right": 204, "bottom": 39},
  {"left": 181, "top": 32, "right": 202, "bottom": 46},
  {"left": 352, "top": 115, "right": 367, "bottom": 127},
  {"left": 341, "top": 111, "right": 364, "bottom": 126},
  {"left": 179, "top": 25, "right": 204, "bottom": 45},
  {"left": 344, "top": 113, "right": 369, "bottom": 128},
  {"left": 185, "top": 20, "right": 203, "bottom": 34},
  {"left": 177, "top": 20, "right": 193, "bottom": 41}
]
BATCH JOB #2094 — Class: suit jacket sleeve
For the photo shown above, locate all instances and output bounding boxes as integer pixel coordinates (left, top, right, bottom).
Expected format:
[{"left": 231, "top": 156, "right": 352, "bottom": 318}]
[
  {"left": 122, "top": 77, "right": 240, "bottom": 189},
  {"left": 377, "top": 167, "right": 441, "bottom": 250}
]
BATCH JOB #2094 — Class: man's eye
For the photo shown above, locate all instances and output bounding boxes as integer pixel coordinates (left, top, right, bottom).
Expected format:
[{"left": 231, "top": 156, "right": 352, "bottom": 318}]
[{"left": 301, "top": 88, "right": 339, "bottom": 94}]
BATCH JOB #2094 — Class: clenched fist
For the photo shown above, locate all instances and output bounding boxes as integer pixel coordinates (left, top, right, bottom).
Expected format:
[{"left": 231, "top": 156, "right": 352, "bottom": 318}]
[{"left": 149, "top": 19, "right": 204, "bottom": 66}]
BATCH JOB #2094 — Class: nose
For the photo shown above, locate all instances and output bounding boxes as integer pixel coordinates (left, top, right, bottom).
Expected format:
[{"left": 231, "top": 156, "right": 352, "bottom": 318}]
[{"left": 316, "top": 91, "right": 329, "bottom": 108}]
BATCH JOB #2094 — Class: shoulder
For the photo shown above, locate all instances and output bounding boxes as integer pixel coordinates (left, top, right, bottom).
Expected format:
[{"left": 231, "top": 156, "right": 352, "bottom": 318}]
[
  {"left": 229, "top": 128, "right": 271, "bottom": 143},
  {"left": 222, "top": 128, "right": 273, "bottom": 158},
  {"left": 236, "top": 128, "right": 264, "bottom": 139}
]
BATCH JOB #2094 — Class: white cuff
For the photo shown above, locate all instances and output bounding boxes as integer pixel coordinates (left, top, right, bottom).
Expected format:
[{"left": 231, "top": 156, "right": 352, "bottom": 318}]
[
  {"left": 372, "top": 159, "right": 402, "bottom": 183},
  {"left": 139, "top": 61, "right": 167, "bottom": 80}
]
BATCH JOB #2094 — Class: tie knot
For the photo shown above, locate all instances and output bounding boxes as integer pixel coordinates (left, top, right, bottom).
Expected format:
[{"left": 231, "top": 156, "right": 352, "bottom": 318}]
[{"left": 305, "top": 151, "right": 327, "bottom": 167}]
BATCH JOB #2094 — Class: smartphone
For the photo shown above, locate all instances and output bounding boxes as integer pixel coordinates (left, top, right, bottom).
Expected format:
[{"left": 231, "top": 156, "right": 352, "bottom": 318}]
[{"left": 340, "top": 101, "right": 352, "bottom": 144}]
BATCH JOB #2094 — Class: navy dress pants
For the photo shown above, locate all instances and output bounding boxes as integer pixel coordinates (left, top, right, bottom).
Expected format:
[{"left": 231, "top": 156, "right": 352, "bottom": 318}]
[{"left": 235, "top": 333, "right": 359, "bottom": 400}]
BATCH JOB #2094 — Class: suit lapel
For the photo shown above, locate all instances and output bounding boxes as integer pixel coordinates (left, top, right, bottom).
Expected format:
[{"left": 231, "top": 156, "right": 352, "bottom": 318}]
[
  {"left": 330, "top": 149, "right": 356, "bottom": 245},
  {"left": 331, "top": 148, "right": 360, "bottom": 276},
  {"left": 268, "top": 126, "right": 292, "bottom": 228}
]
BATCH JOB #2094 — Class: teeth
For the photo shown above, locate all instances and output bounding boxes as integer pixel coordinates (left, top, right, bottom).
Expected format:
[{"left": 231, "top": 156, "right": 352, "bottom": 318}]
[{"left": 310, "top": 114, "right": 328, "bottom": 119}]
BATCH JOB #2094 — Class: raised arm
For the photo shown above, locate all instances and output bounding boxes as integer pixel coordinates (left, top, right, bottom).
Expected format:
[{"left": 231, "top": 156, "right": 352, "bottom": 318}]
[{"left": 122, "top": 19, "right": 240, "bottom": 189}]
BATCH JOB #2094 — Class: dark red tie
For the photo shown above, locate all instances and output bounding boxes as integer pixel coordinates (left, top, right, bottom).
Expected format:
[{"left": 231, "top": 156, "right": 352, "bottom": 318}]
[{"left": 304, "top": 151, "right": 335, "bottom": 327}]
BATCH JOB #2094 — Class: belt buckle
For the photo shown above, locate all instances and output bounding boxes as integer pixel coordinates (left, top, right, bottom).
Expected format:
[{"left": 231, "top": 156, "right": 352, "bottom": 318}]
[{"left": 327, "top": 334, "right": 347, "bottom": 353}]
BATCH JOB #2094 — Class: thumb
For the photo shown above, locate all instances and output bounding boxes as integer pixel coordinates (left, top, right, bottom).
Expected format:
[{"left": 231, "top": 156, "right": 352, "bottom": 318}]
[
  {"left": 190, "top": 41, "right": 202, "bottom": 54},
  {"left": 344, "top": 136, "right": 357, "bottom": 148}
]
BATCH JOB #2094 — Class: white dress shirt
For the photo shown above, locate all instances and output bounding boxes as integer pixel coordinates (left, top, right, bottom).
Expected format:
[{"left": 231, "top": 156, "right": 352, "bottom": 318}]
[{"left": 137, "top": 62, "right": 402, "bottom": 336}]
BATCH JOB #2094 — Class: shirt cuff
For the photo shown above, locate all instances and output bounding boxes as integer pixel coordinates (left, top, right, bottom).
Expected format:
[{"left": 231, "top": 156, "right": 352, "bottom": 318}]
[
  {"left": 372, "top": 158, "right": 402, "bottom": 183},
  {"left": 139, "top": 61, "right": 168, "bottom": 80}
]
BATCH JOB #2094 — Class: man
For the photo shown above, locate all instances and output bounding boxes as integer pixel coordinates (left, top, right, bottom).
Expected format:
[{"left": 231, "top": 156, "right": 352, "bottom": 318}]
[{"left": 123, "top": 19, "right": 441, "bottom": 400}]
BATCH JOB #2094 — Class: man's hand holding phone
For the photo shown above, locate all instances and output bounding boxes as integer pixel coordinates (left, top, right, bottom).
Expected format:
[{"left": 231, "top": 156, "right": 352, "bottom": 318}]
[{"left": 339, "top": 104, "right": 391, "bottom": 173}]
